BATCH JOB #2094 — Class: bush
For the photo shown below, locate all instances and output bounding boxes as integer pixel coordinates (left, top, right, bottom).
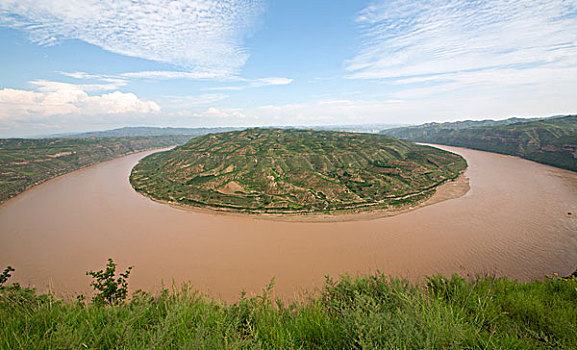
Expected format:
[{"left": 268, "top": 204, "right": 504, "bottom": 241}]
[
  {"left": 0, "top": 266, "right": 14, "bottom": 287},
  {"left": 86, "top": 258, "right": 133, "bottom": 305}
]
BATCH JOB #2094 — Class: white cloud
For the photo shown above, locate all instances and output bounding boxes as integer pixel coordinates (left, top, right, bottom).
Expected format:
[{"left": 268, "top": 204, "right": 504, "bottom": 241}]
[
  {"left": 344, "top": 0, "right": 577, "bottom": 120},
  {"left": 0, "top": 84, "right": 160, "bottom": 121},
  {"left": 83, "top": 91, "right": 160, "bottom": 115},
  {"left": 120, "top": 70, "right": 230, "bottom": 80},
  {"left": 390, "top": 62, "right": 577, "bottom": 100},
  {"left": 160, "top": 107, "right": 248, "bottom": 128},
  {"left": 119, "top": 71, "right": 294, "bottom": 89},
  {"left": 201, "top": 107, "right": 246, "bottom": 119},
  {"left": 208, "top": 77, "right": 294, "bottom": 91},
  {"left": 0, "top": 0, "right": 264, "bottom": 75},
  {"left": 253, "top": 99, "right": 408, "bottom": 125},
  {"left": 30, "top": 79, "right": 126, "bottom": 92},
  {"left": 348, "top": 0, "right": 577, "bottom": 80},
  {"left": 253, "top": 77, "right": 294, "bottom": 87},
  {"left": 159, "top": 99, "right": 417, "bottom": 127},
  {"left": 196, "top": 94, "right": 575, "bottom": 127},
  {"left": 60, "top": 70, "right": 294, "bottom": 90},
  {"left": 60, "top": 72, "right": 106, "bottom": 80},
  {"left": 161, "top": 93, "right": 229, "bottom": 109},
  {"left": 60, "top": 72, "right": 128, "bottom": 85}
]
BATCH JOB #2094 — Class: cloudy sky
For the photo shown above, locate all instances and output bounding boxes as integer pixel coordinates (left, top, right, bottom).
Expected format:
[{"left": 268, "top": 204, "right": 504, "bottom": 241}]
[{"left": 0, "top": 0, "right": 576, "bottom": 137}]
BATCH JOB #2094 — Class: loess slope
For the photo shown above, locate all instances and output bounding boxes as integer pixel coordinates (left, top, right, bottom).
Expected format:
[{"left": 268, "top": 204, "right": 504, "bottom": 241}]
[
  {"left": 381, "top": 115, "right": 577, "bottom": 172},
  {"left": 130, "top": 129, "right": 467, "bottom": 214},
  {"left": 0, "top": 136, "right": 192, "bottom": 203}
]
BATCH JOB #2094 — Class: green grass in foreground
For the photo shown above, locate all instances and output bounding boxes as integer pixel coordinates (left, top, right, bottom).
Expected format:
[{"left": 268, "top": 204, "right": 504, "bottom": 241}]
[{"left": 1, "top": 272, "right": 576, "bottom": 349}]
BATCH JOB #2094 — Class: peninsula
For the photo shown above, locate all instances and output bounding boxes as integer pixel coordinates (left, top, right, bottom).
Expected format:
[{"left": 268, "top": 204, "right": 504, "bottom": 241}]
[{"left": 130, "top": 128, "right": 467, "bottom": 216}]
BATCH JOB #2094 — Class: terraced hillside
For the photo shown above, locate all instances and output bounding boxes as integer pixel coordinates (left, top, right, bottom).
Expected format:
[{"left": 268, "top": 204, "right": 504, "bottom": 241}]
[
  {"left": 131, "top": 129, "right": 466, "bottom": 214},
  {"left": 381, "top": 116, "right": 545, "bottom": 140},
  {"left": 381, "top": 115, "right": 577, "bottom": 172},
  {"left": 0, "top": 136, "right": 191, "bottom": 203}
]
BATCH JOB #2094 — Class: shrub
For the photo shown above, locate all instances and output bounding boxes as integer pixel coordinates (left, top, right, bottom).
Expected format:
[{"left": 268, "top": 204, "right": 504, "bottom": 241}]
[
  {"left": 0, "top": 266, "right": 14, "bottom": 287},
  {"left": 86, "top": 258, "right": 133, "bottom": 305}
]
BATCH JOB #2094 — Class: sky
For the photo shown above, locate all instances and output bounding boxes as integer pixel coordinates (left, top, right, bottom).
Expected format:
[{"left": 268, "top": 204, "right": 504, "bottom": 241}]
[{"left": 0, "top": 0, "right": 576, "bottom": 137}]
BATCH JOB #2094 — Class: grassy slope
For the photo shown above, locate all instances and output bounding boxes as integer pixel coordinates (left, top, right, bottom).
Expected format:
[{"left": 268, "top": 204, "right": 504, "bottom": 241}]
[
  {"left": 0, "top": 136, "right": 192, "bottom": 203},
  {"left": 1, "top": 273, "right": 576, "bottom": 349},
  {"left": 381, "top": 115, "right": 577, "bottom": 172},
  {"left": 130, "top": 128, "right": 467, "bottom": 214}
]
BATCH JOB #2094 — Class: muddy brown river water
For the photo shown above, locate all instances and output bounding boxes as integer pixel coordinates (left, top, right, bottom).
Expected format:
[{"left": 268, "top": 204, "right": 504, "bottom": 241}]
[{"left": 1, "top": 145, "right": 576, "bottom": 301}]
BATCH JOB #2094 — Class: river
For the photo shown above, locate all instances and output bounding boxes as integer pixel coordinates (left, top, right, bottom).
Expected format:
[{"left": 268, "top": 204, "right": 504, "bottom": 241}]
[{"left": 1, "top": 145, "right": 576, "bottom": 301}]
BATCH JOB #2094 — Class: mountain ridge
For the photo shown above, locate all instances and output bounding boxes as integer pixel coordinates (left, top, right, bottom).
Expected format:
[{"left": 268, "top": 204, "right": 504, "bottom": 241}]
[{"left": 381, "top": 115, "right": 577, "bottom": 172}]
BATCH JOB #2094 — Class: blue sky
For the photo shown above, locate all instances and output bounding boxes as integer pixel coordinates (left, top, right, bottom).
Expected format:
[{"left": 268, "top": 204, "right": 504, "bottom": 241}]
[{"left": 0, "top": 0, "right": 576, "bottom": 137}]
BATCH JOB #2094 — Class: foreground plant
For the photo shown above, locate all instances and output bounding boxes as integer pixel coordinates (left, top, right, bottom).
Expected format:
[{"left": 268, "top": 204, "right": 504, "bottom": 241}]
[
  {"left": 1, "top": 268, "right": 576, "bottom": 349},
  {"left": 86, "top": 258, "right": 133, "bottom": 306},
  {"left": 0, "top": 266, "right": 14, "bottom": 287}
]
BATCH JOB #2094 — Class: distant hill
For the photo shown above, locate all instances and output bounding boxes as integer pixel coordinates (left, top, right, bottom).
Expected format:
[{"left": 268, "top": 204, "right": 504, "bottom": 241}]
[
  {"left": 130, "top": 128, "right": 466, "bottom": 215},
  {"left": 381, "top": 117, "right": 546, "bottom": 140},
  {"left": 381, "top": 115, "right": 577, "bottom": 172},
  {"left": 61, "top": 126, "right": 243, "bottom": 138},
  {"left": 0, "top": 135, "right": 192, "bottom": 203},
  {"left": 53, "top": 124, "right": 405, "bottom": 139},
  {"left": 309, "top": 123, "right": 408, "bottom": 133}
]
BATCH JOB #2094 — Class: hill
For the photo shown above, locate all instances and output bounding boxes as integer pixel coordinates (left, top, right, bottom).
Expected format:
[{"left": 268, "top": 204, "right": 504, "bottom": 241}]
[
  {"left": 381, "top": 116, "right": 545, "bottom": 140},
  {"left": 309, "top": 123, "right": 407, "bottom": 133},
  {"left": 40, "top": 124, "right": 406, "bottom": 139},
  {"left": 381, "top": 115, "right": 577, "bottom": 172},
  {"left": 130, "top": 128, "right": 466, "bottom": 215},
  {"left": 0, "top": 135, "right": 192, "bottom": 203},
  {"left": 57, "top": 126, "right": 242, "bottom": 138}
]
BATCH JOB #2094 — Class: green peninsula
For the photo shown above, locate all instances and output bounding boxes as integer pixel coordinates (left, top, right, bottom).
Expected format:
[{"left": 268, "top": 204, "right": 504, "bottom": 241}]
[{"left": 130, "top": 129, "right": 467, "bottom": 215}]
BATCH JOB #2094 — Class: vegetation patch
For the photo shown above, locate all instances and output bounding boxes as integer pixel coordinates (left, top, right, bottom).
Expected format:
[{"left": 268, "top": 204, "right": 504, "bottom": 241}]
[
  {"left": 0, "top": 136, "right": 193, "bottom": 203},
  {"left": 130, "top": 129, "right": 467, "bottom": 214},
  {"left": 1, "top": 262, "right": 576, "bottom": 349},
  {"left": 381, "top": 115, "right": 577, "bottom": 172}
]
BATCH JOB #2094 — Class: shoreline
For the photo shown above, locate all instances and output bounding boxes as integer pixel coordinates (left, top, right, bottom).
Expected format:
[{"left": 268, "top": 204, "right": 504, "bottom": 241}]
[
  {"left": 0, "top": 146, "right": 174, "bottom": 208},
  {"left": 3, "top": 142, "right": 577, "bottom": 301},
  {"left": 135, "top": 171, "right": 470, "bottom": 223}
]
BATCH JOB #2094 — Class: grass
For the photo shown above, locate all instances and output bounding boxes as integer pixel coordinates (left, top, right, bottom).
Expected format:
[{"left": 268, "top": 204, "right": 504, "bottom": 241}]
[
  {"left": 131, "top": 128, "right": 467, "bottom": 214},
  {"left": 1, "top": 272, "right": 576, "bottom": 349}
]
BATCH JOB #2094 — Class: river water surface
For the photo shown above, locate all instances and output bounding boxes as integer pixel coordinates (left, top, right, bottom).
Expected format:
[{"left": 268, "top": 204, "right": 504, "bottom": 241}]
[{"left": 1, "top": 145, "right": 576, "bottom": 301}]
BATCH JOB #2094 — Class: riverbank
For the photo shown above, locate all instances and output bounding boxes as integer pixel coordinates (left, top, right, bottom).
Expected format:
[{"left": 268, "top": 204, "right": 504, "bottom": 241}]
[
  {"left": 0, "top": 136, "right": 185, "bottom": 204},
  {"left": 0, "top": 147, "right": 174, "bottom": 211},
  {"left": 130, "top": 129, "right": 468, "bottom": 219},
  {"left": 2, "top": 273, "right": 576, "bottom": 349},
  {"left": 138, "top": 171, "right": 470, "bottom": 222}
]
